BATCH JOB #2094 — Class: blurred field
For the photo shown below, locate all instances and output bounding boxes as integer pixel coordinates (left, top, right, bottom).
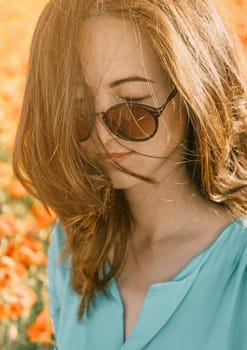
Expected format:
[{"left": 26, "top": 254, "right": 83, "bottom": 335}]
[
  {"left": 0, "top": 2, "right": 55, "bottom": 349},
  {"left": 0, "top": 0, "right": 246, "bottom": 349}
]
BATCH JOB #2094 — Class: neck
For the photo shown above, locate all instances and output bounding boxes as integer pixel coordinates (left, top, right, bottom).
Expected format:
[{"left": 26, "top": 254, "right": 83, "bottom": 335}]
[{"left": 124, "top": 165, "right": 231, "bottom": 246}]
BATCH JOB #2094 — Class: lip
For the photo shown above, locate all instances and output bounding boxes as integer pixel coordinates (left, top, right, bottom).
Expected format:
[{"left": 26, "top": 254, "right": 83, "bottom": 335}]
[{"left": 97, "top": 152, "right": 132, "bottom": 161}]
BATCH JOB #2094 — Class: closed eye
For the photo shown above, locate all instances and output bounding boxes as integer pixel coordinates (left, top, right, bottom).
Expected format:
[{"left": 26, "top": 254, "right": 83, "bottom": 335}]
[
  {"left": 75, "top": 95, "right": 152, "bottom": 104},
  {"left": 120, "top": 95, "right": 151, "bottom": 103}
]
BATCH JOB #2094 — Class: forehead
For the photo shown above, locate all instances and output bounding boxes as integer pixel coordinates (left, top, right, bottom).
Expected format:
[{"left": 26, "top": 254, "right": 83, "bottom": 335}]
[{"left": 77, "top": 16, "right": 165, "bottom": 91}]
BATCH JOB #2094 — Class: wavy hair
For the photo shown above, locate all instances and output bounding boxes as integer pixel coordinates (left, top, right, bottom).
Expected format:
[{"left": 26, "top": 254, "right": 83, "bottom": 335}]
[{"left": 13, "top": 0, "right": 247, "bottom": 319}]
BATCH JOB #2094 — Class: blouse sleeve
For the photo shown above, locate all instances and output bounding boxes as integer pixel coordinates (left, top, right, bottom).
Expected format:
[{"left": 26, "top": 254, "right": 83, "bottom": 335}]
[{"left": 47, "top": 220, "right": 67, "bottom": 339}]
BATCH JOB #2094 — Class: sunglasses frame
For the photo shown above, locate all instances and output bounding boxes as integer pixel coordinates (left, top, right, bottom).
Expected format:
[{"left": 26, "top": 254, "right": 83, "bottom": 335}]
[{"left": 96, "top": 87, "right": 178, "bottom": 142}]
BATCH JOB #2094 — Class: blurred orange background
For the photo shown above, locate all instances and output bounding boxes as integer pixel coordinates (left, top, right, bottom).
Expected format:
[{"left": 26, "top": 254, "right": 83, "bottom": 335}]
[{"left": 0, "top": 0, "right": 246, "bottom": 349}]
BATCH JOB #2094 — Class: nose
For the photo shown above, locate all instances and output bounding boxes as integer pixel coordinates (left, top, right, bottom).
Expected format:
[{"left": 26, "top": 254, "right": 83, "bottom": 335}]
[{"left": 94, "top": 115, "right": 115, "bottom": 145}]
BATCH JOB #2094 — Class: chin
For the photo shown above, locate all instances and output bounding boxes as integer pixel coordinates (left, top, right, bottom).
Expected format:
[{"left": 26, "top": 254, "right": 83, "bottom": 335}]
[{"left": 109, "top": 171, "right": 142, "bottom": 190}]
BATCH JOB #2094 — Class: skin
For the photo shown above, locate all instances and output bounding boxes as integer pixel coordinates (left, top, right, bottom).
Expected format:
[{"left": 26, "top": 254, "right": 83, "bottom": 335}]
[{"left": 78, "top": 16, "right": 232, "bottom": 340}]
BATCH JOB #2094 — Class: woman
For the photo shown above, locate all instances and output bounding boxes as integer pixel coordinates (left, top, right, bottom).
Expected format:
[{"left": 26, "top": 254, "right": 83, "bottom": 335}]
[{"left": 13, "top": 0, "right": 247, "bottom": 349}]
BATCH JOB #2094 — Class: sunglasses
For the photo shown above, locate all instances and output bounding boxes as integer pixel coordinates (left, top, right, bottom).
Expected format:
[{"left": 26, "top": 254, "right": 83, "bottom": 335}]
[
  {"left": 78, "top": 87, "right": 177, "bottom": 142},
  {"left": 97, "top": 87, "right": 178, "bottom": 142}
]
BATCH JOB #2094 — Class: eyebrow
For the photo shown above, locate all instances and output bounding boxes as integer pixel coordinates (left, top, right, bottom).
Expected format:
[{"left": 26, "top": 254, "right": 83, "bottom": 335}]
[{"left": 109, "top": 76, "right": 155, "bottom": 88}]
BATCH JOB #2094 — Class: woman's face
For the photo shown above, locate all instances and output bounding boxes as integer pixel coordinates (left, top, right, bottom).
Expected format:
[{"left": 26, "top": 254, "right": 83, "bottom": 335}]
[{"left": 78, "top": 16, "right": 186, "bottom": 189}]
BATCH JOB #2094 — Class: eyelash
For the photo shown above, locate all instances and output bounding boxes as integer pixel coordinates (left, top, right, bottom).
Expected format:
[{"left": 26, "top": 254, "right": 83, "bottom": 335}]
[
  {"left": 120, "top": 95, "right": 151, "bottom": 103},
  {"left": 75, "top": 95, "right": 151, "bottom": 105}
]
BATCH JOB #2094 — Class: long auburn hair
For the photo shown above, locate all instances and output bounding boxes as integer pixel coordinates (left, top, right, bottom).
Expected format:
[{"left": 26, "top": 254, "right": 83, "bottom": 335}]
[{"left": 13, "top": 0, "right": 247, "bottom": 319}]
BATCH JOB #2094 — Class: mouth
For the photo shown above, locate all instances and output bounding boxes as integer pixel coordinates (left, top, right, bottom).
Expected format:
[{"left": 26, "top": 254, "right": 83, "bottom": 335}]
[{"left": 97, "top": 152, "right": 132, "bottom": 162}]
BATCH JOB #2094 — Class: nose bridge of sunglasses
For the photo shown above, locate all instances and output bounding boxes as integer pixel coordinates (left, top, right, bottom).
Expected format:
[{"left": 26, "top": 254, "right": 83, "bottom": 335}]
[{"left": 96, "top": 112, "right": 118, "bottom": 141}]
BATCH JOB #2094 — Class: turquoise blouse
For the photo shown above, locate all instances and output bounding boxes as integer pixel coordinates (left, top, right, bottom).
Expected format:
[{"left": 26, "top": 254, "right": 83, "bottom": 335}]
[{"left": 48, "top": 219, "right": 247, "bottom": 350}]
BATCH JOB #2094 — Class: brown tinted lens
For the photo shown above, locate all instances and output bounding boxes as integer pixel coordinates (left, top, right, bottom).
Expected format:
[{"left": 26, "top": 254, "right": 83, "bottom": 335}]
[
  {"left": 105, "top": 105, "right": 156, "bottom": 139},
  {"left": 76, "top": 99, "right": 94, "bottom": 141}
]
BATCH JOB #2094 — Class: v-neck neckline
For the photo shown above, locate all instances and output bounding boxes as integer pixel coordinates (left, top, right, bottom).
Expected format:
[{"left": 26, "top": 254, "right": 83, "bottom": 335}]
[
  {"left": 105, "top": 220, "right": 242, "bottom": 348},
  {"left": 107, "top": 219, "right": 241, "bottom": 295}
]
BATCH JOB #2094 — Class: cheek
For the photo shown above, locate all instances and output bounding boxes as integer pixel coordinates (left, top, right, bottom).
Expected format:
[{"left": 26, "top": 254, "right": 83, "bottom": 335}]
[
  {"left": 157, "top": 113, "right": 186, "bottom": 150},
  {"left": 133, "top": 121, "right": 185, "bottom": 158}
]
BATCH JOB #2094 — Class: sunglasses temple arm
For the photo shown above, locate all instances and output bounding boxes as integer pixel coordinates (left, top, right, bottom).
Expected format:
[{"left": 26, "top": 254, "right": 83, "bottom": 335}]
[{"left": 158, "top": 88, "right": 178, "bottom": 115}]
